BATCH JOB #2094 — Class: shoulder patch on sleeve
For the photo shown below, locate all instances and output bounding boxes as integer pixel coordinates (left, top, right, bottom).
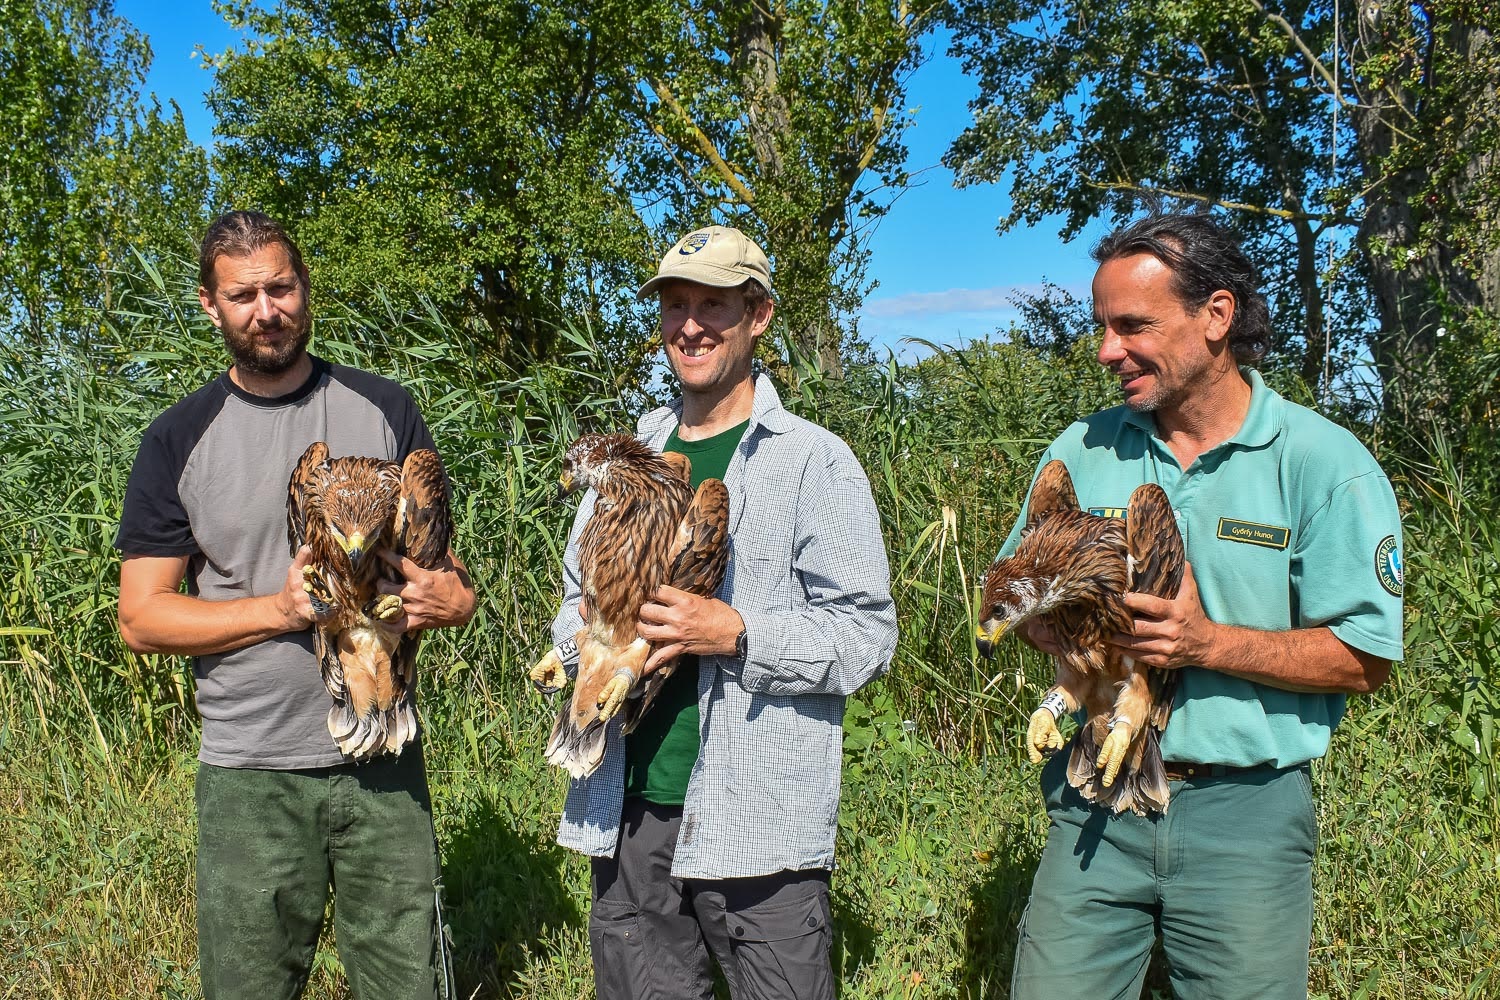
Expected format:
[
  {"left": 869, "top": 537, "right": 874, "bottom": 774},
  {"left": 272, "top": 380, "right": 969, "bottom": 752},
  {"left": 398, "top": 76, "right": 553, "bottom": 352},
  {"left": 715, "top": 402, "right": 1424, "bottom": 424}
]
[{"left": 1375, "top": 534, "right": 1403, "bottom": 596}]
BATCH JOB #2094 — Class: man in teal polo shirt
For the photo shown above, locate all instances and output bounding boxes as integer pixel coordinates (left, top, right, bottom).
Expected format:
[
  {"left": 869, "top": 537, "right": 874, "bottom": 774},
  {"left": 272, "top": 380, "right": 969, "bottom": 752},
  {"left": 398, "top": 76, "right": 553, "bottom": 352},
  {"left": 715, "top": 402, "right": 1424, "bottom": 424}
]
[{"left": 1002, "top": 213, "right": 1403, "bottom": 1000}]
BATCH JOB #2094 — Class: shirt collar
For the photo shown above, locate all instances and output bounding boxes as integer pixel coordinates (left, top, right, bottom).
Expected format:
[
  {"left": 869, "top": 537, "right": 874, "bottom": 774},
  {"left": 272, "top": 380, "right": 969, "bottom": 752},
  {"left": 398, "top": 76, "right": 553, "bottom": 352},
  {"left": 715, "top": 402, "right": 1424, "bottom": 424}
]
[
  {"left": 1223, "top": 368, "right": 1282, "bottom": 449},
  {"left": 1122, "top": 367, "right": 1282, "bottom": 451},
  {"left": 638, "top": 372, "right": 795, "bottom": 438}
]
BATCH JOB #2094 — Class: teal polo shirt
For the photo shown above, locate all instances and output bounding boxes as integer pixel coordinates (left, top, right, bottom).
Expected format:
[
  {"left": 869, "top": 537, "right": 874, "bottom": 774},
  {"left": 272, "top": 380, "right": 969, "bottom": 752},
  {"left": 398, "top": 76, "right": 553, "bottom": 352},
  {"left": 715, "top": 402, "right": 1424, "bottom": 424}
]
[{"left": 1000, "top": 369, "right": 1404, "bottom": 768}]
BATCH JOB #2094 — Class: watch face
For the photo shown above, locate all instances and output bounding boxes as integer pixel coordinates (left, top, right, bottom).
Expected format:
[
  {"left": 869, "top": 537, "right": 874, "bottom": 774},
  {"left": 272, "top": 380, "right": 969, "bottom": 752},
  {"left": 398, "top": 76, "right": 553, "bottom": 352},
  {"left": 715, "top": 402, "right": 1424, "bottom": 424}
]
[{"left": 735, "top": 628, "right": 748, "bottom": 659}]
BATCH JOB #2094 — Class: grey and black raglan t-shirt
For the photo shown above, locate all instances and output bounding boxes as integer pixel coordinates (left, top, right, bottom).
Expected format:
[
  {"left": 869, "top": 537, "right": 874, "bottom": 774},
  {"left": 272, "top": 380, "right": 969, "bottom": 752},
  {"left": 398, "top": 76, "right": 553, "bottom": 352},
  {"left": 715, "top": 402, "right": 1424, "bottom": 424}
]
[{"left": 114, "top": 356, "right": 436, "bottom": 769}]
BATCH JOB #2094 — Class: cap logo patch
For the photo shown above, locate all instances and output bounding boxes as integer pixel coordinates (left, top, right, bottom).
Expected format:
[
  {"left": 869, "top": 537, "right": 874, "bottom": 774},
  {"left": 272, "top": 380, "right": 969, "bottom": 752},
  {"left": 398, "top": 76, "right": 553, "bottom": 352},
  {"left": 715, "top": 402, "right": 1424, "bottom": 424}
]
[
  {"left": 1375, "top": 534, "right": 1403, "bottom": 596},
  {"left": 1216, "top": 517, "right": 1289, "bottom": 549},
  {"left": 678, "top": 233, "right": 711, "bottom": 256}
]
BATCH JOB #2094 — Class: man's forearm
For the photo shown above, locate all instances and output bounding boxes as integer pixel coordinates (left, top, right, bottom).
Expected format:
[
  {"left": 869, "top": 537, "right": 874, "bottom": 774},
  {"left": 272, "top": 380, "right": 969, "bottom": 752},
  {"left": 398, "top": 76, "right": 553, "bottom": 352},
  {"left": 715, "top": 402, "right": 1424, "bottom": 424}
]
[
  {"left": 120, "top": 590, "right": 305, "bottom": 657},
  {"left": 1195, "top": 623, "right": 1390, "bottom": 694}
]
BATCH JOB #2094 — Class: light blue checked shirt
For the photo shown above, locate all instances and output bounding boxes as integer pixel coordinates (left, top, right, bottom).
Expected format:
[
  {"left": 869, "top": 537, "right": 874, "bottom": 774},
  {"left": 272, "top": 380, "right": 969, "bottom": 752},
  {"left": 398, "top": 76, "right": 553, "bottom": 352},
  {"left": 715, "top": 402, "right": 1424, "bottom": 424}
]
[{"left": 548, "top": 374, "right": 897, "bottom": 878}]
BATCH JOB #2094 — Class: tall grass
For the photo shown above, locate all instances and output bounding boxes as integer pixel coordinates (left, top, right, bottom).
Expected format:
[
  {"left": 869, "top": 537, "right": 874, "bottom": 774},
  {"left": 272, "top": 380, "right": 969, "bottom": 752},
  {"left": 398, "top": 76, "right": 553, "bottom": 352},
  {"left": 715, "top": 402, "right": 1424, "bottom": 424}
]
[{"left": 2, "top": 265, "right": 1497, "bottom": 998}]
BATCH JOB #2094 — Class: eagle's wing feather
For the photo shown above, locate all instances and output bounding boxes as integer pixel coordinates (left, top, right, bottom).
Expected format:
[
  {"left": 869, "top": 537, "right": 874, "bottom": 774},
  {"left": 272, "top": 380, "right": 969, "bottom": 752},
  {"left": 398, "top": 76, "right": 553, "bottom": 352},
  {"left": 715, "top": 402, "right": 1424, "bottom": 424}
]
[
  {"left": 660, "top": 450, "right": 692, "bottom": 484},
  {"left": 663, "top": 478, "right": 731, "bottom": 597},
  {"left": 379, "top": 449, "right": 453, "bottom": 754},
  {"left": 285, "top": 441, "right": 344, "bottom": 700},
  {"left": 1125, "top": 482, "right": 1185, "bottom": 731},
  {"left": 622, "top": 478, "right": 732, "bottom": 733},
  {"left": 1025, "top": 459, "right": 1080, "bottom": 529},
  {"left": 393, "top": 448, "right": 453, "bottom": 569},
  {"left": 1125, "top": 483, "right": 1183, "bottom": 601},
  {"left": 286, "top": 440, "right": 329, "bottom": 554}
]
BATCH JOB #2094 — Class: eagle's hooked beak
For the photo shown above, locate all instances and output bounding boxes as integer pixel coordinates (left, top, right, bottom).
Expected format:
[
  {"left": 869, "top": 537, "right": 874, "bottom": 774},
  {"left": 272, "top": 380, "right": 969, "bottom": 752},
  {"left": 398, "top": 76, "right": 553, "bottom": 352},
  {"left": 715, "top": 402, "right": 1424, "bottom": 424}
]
[
  {"left": 553, "top": 471, "right": 576, "bottom": 504},
  {"left": 975, "top": 621, "right": 1006, "bottom": 659},
  {"left": 339, "top": 531, "right": 369, "bottom": 564}
]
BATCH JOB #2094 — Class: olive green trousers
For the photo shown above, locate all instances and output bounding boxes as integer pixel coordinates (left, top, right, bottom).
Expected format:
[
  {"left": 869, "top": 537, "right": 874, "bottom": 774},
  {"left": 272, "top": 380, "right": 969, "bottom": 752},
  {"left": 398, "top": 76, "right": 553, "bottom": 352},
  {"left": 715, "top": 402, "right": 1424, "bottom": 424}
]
[
  {"left": 1010, "top": 750, "right": 1317, "bottom": 1000},
  {"left": 194, "top": 747, "right": 452, "bottom": 1000}
]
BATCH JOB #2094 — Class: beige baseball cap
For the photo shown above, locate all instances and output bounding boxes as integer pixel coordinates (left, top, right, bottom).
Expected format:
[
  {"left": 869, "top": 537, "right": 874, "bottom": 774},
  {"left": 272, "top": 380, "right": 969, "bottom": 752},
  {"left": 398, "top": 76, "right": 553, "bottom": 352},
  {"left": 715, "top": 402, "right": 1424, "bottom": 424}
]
[{"left": 636, "top": 225, "right": 774, "bottom": 300}]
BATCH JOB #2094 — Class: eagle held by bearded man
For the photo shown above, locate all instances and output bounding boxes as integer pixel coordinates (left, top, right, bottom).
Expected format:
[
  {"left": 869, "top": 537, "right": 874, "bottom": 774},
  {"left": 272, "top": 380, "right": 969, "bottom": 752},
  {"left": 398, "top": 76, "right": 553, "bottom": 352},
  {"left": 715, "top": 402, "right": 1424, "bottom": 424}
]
[
  {"left": 978, "top": 460, "right": 1185, "bottom": 815},
  {"left": 286, "top": 441, "right": 452, "bottom": 762},
  {"left": 529, "top": 433, "right": 731, "bottom": 779}
]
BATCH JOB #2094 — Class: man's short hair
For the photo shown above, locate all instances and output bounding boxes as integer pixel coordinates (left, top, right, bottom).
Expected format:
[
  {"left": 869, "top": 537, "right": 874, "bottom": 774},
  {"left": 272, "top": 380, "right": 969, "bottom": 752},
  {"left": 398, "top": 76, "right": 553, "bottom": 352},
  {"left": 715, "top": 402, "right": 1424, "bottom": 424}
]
[
  {"left": 1092, "top": 213, "right": 1273, "bottom": 364},
  {"left": 739, "top": 277, "right": 770, "bottom": 315},
  {"left": 198, "top": 211, "right": 308, "bottom": 293}
]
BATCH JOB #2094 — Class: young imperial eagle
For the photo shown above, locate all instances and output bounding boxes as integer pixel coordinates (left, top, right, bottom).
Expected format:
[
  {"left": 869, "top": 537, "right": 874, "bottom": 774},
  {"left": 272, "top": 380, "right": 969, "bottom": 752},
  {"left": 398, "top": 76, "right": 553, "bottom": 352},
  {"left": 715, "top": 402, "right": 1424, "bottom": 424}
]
[
  {"left": 530, "top": 433, "right": 731, "bottom": 779},
  {"left": 978, "top": 460, "right": 1185, "bottom": 815},
  {"left": 286, "top": 441, "right": 452, "bottom": 762}
]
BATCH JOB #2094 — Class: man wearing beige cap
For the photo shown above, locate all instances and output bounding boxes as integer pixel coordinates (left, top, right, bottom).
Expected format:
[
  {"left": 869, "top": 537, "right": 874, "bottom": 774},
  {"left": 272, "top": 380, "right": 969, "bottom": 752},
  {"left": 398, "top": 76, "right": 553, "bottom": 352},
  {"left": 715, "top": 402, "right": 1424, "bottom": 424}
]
[{"left": 543, "top": 225, "right": 897, "bottom": 999}]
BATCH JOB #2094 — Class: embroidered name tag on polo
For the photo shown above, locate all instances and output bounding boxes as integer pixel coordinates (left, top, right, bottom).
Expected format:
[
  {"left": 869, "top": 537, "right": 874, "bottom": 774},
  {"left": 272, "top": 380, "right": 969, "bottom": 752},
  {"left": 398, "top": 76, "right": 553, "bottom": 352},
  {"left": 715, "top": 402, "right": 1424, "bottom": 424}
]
[{"left": 1217, "top": 517, "right": 1290, "bottom": 549}]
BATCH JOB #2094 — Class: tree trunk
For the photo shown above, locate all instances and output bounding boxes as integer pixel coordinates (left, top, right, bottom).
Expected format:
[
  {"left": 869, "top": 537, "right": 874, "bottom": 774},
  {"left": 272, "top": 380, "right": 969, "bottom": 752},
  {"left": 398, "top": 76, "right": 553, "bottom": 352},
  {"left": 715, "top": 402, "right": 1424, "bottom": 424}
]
[
  {"left": 1352, "top": 17, "right": 1497, "bottom": 407},
  {"left": 731, "top": 1, "right": 845, "bottom": 378}
]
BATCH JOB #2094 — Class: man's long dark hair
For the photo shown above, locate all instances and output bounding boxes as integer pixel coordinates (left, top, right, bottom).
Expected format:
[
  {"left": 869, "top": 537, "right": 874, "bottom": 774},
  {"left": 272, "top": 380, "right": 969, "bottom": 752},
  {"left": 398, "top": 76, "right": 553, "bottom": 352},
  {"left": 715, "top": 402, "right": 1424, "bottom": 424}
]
[{"left": 1092, "top": 213, "right": 1273, "bottom": 364}]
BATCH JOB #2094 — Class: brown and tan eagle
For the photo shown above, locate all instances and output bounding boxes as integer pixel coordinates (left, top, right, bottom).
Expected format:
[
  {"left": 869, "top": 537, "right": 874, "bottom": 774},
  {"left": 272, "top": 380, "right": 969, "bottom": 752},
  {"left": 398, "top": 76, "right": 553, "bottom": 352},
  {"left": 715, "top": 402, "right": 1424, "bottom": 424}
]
[
  {"left": 286, "top": 441, "right": 452, "bottom": 762},
  {"left": 530, "top": 433, "right": 731, "bottom": 779},
  {"left": 977, "top": 460, "right": 1184, "bottom": 815}
]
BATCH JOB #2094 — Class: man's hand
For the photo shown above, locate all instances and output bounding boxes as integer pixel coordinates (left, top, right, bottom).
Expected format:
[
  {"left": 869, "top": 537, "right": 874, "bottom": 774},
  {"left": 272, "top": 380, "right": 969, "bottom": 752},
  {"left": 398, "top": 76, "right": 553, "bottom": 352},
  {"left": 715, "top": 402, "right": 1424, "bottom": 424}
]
[
  {"left": 1018, "top": 619, "right": 1067, "bottom": 658},
  {"left": 374, "top": 550, "right": 476, "bottom": 632},
  {"left": 1108, "top": 562, "right": 1216, "bottom": 669},
  {"left": 636, "top": 585, "right": 743, "bottom": 676},
  {"left": 277, "top": 545, "right": 331, "bottom": 629}
]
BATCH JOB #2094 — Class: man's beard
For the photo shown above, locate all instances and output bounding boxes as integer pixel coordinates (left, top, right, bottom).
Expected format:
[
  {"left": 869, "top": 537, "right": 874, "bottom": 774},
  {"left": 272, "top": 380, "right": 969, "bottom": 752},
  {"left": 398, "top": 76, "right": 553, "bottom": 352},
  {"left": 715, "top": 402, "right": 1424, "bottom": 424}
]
[{"left": 224, "top": 317, "right": 311, "bottom": 377}]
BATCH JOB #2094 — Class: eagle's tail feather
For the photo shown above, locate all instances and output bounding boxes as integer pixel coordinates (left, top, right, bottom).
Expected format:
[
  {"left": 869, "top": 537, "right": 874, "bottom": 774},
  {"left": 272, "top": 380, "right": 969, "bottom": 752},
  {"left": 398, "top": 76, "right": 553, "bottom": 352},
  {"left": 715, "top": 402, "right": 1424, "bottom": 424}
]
[
  {"left": 386, "top": 698, "right": 418, "bottom": 755},
  {"left": 329, "top": 702, "right": 360, "bottom": 744},
  {"left": 1067, "top": 722, "right": 1171, "bottom": 817},
  {"left": 328, "top": 698, "right": 419, "bottom": 762},
  {"left": 1066, "top": 722, "right": 1100, "bottom": 792},
  {"left": 543, "top": 702, "right": 609, "bottom": 780}
]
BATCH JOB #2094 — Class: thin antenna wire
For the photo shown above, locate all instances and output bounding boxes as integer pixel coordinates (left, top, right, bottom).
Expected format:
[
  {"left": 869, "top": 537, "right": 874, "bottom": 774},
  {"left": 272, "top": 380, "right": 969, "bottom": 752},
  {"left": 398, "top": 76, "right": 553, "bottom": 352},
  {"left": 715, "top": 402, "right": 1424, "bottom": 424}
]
[{"left": 1323, "top": 0, "right": 1339, "bottom": 407}]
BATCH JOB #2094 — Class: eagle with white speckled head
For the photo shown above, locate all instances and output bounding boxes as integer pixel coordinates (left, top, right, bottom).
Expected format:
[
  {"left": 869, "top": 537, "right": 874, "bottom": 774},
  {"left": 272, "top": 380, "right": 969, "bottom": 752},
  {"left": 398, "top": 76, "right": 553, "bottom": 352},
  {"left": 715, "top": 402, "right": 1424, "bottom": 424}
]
[
  {"left": 978, "top": 459, "right": 1185, "bottom": 815},
  {"left": 529, "top": 433, "right": 731, "bottom": 779}
]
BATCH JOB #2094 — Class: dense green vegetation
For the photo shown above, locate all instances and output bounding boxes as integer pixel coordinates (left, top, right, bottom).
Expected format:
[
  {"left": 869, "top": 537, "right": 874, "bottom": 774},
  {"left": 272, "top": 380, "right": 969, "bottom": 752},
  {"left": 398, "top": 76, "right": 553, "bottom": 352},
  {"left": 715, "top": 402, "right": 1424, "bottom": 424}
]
[
  {"left": 5, "top": 1, "right": 1500, "bottom": 997},
  {"left": 942, "top": 0, "right": 1500, "bottom": 398},
  {"left": 2, "top": 266, "right": 1497, "bottom": 998}
]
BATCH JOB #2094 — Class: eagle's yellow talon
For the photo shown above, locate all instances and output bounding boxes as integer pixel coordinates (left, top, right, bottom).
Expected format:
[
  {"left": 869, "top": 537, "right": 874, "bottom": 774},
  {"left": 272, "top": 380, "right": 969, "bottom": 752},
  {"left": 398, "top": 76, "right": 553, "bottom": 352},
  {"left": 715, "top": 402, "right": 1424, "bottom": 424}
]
[
  {"left": 1098, "top": 726, "right": 1132, "bottom": 787},
  {"left": 595, "top": 673, "right": 634, "bottom": 721},
  {"left": 529, "top": 651, "right": 569, "bottom": 694},
  {"left": 1026, "top": 708, "right": 1063, "bottom": 764},
  {"left": 370, "top": 594, "right": 404, "bottom": 621}
]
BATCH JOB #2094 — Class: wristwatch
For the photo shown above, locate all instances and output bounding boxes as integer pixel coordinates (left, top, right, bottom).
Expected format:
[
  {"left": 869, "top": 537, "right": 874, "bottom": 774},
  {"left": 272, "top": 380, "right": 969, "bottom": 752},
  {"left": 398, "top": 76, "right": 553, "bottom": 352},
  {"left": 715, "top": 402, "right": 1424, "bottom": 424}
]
[{"left": 733, "top": 626, "right": 748, "bottom": 661}]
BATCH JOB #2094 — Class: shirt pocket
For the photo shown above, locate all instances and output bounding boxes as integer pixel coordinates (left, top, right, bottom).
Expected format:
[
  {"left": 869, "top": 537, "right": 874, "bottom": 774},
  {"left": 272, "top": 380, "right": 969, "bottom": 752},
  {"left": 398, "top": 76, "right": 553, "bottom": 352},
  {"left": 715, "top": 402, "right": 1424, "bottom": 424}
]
[{"left": 736, "top": 554, "right": 797, "bottom": 611}]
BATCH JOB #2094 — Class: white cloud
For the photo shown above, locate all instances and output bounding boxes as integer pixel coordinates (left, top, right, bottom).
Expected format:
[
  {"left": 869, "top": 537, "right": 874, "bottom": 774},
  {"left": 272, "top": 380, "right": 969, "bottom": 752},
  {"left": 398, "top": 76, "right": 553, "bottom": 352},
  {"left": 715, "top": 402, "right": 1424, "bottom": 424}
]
[{"left": 862, "top": 284, "right": 1048, "bottom": 318}]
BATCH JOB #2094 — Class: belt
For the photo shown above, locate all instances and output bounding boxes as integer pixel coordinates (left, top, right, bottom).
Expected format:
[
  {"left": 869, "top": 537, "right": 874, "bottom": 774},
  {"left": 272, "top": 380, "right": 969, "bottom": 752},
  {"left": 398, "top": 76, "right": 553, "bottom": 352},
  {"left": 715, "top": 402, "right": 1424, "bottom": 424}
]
[{"left": 1162, "top": 761, "right": 1279, "bottom": 781}]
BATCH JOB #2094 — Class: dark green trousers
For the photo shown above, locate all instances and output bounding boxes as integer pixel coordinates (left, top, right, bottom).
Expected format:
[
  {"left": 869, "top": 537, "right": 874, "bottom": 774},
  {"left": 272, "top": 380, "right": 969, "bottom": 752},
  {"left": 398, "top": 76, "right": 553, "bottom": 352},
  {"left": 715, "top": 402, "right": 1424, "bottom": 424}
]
[
  {"left": 1011, "top": 751, "right": 1317, "bottom": 1000},
  {"left": 194, "top": 747, "right": 451, "bottom": 1000}
]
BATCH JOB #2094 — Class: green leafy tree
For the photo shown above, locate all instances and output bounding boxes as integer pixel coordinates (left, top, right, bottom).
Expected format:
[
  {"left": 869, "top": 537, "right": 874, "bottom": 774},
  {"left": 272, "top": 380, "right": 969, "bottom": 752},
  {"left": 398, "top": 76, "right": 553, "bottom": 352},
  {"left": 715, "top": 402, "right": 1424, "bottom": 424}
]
[
  {"left": 206, "top": 0, "right": 931, "bottom": 375},
  {"left": 1, "top": 0, "right": 210, "bottom": 342},
  {"left": 207, "top": 0, "right": 657, "bottom": 370},
  {"left": 941, "top": 0, "right": 1500, "bottom": 400},
  {"left": 626, "top": 0, "right": 934, "bottom": 376}
]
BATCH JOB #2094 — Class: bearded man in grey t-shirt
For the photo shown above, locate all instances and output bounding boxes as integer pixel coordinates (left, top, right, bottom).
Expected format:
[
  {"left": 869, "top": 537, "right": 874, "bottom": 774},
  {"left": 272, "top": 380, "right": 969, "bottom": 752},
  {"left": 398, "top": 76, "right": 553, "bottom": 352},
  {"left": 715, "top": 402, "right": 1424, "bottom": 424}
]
[{"left": 115, "top": 210, "right": 475, "bottom": 1000}]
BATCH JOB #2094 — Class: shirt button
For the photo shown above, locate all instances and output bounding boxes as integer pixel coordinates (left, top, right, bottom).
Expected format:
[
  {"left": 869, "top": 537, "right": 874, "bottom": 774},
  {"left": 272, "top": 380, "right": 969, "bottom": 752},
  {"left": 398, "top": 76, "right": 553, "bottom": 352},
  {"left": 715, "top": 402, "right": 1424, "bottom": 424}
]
[
  {"left": 735, "top": 927, "right": 745, "bottom": 937},
  {"left": 807, "top": 916, "right": 817, "bottom": 928}
]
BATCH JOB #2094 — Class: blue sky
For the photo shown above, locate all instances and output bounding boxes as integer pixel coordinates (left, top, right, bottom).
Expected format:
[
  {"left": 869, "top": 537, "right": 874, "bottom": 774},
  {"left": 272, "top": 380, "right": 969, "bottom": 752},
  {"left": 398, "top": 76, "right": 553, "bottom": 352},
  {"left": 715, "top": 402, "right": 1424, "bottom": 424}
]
[{"left": 120, "top": 3, "right": 1106, "bottom": 354}]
